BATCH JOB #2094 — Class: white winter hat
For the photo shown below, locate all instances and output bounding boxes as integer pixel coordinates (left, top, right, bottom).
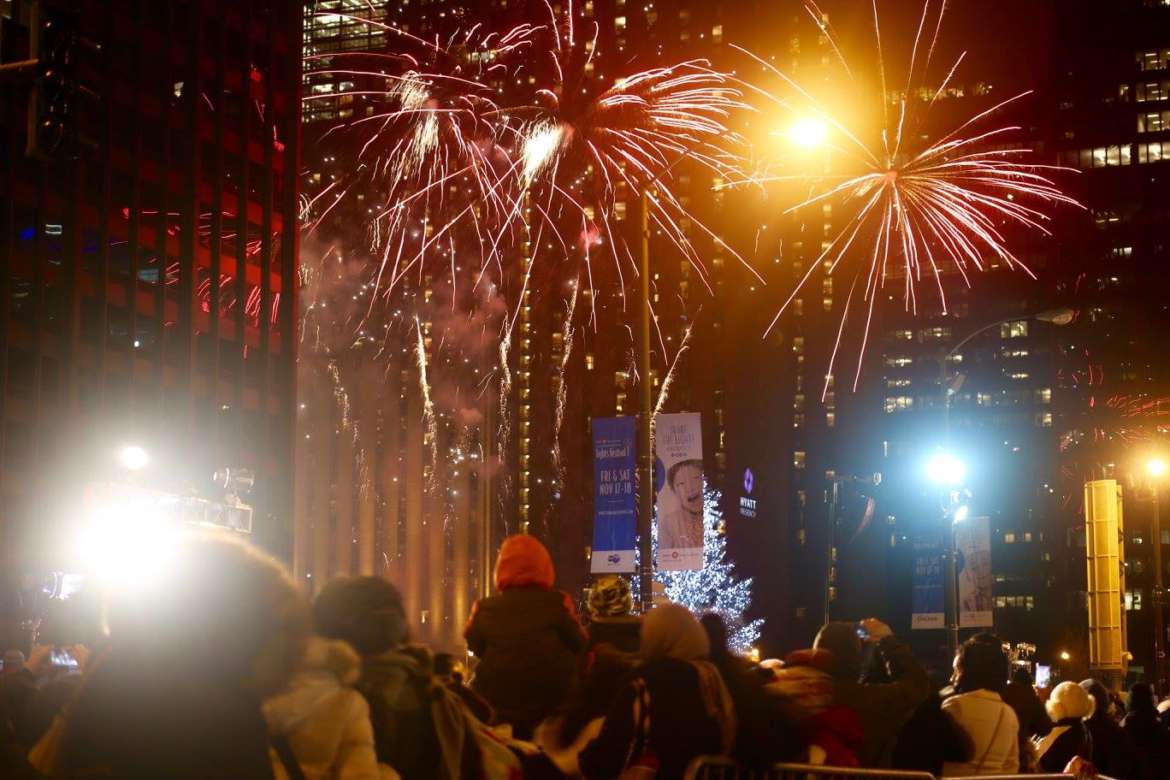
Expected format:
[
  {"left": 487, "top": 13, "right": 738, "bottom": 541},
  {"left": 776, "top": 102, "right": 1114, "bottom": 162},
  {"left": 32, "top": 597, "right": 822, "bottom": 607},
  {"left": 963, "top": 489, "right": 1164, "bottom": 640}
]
[{"left": 1046, "top": 680, "right": 1096, "bottom": 722}]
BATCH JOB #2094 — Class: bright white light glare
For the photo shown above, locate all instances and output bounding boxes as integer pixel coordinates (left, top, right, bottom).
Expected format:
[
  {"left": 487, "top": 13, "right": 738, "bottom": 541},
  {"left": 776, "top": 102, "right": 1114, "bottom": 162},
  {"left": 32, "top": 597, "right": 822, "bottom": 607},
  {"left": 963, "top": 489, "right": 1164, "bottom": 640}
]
[
  {"left": 953, "top": 505, "right": 970, "bottom": 524},
  {"left": 119, "top": 445, "right": 150, "bottom": 471},
  {"left": 1148, "top": 458, "right": 1167, "bottom": 478},
  {"left": 76, "top": 504, "right": 179, "bottom": 589},
  {"left": 926, "top": 452, "right": 966, "bottom": 485},
  {"left": 787, "top": 117, "right": 829, "bottom": 149}
]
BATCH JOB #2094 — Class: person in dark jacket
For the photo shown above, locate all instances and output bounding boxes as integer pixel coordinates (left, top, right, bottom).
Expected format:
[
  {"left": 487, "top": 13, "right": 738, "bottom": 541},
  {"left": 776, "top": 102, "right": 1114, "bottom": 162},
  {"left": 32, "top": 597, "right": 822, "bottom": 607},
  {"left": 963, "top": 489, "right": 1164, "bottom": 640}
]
[
  {"left": 465, "top": 535, "right": 586, "bottom": 738},
  {"left": 700, "top": 612, "right": 802, "bottom": 769},
  {"left": 51, "top": 532, "right": 310, "bottom": 780},
  {"left": 1122, "top": 682, "right": 1170, "bottom": 780},
  {"left": 1001, "top": 667, "right": 1052, "bottom": 770},
  {"left": 813, "top": 618, "right": 930, "bottom": 767},
  {"left": 315, "top": 576, "right": 473, "bottom": 780},
  {"left": 1080, "top": 678, "right": 1134, "bottom": 780},
  {"left": 585, "top": 575, "right": 641, "bottom": 654},
  {"left": 891, "top": 677, "right": 970, "bottom": 776},
  {"left": 579, "top": 603, "right": 737, "bottom": 780},
  {"left": 1034, "top": 681, "right": 1095, "bottom": 773}
]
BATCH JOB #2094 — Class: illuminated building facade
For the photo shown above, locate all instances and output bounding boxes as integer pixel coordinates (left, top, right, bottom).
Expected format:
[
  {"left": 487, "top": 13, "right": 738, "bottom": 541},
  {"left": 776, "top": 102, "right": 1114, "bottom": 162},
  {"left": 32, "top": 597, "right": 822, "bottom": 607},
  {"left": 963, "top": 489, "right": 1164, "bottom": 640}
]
[
  {"left": 1048, "top": 0, "right": 1170, "bottom": 680},
  {"left": 0, "top": 0, "right": 303, "bottom": 641}
]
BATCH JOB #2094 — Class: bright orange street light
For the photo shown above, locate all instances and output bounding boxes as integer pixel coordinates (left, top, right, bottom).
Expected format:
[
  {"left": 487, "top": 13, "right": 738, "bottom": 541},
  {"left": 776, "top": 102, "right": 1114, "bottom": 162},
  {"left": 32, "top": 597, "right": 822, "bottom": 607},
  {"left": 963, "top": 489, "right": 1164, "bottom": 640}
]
[
  {"left": 785, "top": 117, "right": 829, "bottom": 149},
  {"left": 1148, "top": 458, "right": 1167, "bottom": 478}
]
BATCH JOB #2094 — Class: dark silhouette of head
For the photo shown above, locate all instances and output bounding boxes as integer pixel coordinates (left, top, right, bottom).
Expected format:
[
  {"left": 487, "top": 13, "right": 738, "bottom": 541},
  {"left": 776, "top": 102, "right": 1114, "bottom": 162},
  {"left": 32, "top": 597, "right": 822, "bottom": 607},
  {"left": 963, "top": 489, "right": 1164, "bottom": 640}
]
[
  {"left": 314, "top": 576, "right": 408, "bottom": 656},
  {"left": 1010, "top": 666, "right": 1033, "bottom": 687},
  {"left": 954, "top": 633, "right": 1008, "bottom": 694}
]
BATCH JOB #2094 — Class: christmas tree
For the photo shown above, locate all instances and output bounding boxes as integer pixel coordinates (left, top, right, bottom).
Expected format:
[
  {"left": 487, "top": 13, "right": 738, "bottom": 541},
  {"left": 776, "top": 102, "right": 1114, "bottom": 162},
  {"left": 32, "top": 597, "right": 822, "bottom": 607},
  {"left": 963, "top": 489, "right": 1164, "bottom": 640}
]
[{"left": 654, "top": 486, "right": 763, "bottom": 653}]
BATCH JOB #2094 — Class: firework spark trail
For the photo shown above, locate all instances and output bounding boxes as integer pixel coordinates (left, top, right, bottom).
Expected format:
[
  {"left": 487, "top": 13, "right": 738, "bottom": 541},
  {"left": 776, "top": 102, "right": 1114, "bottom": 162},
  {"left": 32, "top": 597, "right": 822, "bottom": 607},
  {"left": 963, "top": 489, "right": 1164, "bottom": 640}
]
[
  {"left": 551, "top": 276, "right": 580, "bottom": 486},
  {"left": 733, "top": 2, "right": 1080, "bottom": 389},
  {"left": 653, "top": 323, "right": 694, "bottom": 422},
  {"left": 414, "top": 315, "right": 439, "bottom": 491}
]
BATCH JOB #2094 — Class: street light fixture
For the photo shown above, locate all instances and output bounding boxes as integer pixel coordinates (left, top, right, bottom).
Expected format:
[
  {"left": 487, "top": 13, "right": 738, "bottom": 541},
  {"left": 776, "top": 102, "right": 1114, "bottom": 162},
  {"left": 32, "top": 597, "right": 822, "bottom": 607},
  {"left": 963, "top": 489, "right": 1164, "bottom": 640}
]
[
  {"left": 786, "top": 117, "right": 829, "bottom": 149},
  {"left": 118, "top": 444, "right": 149, "bottom": 472},
  {"left": 927, "top": 452, "right": 967, "bottom": 485},
  {"left": 1148, "top": 458, "right": 1167, "bottom": 478},
  {"left": 1059, "top": 650, "right": 1072, "bottom": 662}
]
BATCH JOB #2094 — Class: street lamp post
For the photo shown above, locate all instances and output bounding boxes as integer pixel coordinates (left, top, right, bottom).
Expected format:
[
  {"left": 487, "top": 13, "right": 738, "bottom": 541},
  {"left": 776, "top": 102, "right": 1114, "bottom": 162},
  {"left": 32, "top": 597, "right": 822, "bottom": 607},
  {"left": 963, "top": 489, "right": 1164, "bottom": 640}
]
[
  {"left": 1149, "top": 458, "right": 1167, "bottom": 689},
  {"left": 928, "top": 452, "right": 966, "bottom": 656}
]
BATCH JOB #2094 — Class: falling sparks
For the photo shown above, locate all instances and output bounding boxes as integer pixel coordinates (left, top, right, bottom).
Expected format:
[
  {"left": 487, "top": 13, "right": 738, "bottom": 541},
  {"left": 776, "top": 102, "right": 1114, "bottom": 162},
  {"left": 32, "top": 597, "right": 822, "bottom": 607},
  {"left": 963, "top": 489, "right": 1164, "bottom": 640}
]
[
  {"left": 738, "top": 0, "right": 1081, "bottom": 391},
  {"left": 414, "top": 315, "right": 439, "bottom": 490}
]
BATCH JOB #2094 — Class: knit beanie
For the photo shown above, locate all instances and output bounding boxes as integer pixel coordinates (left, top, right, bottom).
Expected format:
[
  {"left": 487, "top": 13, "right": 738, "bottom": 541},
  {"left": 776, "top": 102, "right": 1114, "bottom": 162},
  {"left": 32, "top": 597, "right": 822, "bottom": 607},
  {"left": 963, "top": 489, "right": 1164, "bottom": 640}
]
[
  {"left": 641, "top": 602, "right": 710, "bottom": 661},
  {"left": 588, "top": 575, "right": 633, "bottom": 617}
]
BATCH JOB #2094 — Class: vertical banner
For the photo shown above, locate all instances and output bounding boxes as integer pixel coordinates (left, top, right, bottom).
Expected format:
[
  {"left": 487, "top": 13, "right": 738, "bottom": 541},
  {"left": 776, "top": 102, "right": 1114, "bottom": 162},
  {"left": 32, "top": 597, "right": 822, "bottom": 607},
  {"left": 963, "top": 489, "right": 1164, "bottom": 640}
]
[
  {"left": 591, "top": 416, "right": 637, "bottom": 573},
  {"left": 911, "top": 540, "right": 945, "bottom": 629},
  {"left": 654, "top": 412, "right": 704, "bottom": 571},
  {"left": 956, "top": 515, "right": 994, "bottom": 627}
]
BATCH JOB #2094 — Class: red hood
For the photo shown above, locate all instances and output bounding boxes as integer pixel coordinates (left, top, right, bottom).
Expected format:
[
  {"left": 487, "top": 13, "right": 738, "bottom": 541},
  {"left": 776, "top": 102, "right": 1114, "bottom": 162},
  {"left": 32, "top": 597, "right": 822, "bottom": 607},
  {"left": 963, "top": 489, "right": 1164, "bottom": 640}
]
[{"left": 494, "top": 534, "right": 555, "bottom": 590}]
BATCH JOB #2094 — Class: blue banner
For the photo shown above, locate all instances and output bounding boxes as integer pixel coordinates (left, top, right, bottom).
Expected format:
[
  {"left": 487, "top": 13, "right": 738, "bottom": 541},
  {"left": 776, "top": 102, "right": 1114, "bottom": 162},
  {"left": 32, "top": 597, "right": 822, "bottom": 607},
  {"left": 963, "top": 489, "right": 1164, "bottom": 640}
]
[
  {"left": 911, "top": 539, "right": 945, "bottom": 630},
  {"left": 591, "top": 416, "right": 637, "bottom": 573}
]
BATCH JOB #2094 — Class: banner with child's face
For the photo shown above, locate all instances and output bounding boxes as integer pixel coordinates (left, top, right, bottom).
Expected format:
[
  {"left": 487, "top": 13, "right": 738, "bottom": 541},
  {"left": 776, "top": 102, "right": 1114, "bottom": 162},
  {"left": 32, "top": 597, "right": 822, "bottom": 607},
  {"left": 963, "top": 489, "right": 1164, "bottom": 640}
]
[{"left": 654, "top": 412, "right": 704, "bottom": 571}]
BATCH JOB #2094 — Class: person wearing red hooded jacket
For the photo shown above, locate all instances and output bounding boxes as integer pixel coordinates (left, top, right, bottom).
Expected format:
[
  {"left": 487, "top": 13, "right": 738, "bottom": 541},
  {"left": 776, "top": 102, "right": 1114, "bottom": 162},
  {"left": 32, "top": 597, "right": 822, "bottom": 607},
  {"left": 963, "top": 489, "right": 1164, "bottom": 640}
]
[{"left": 465, "top": 535, "right": 587, "bottom": 738}]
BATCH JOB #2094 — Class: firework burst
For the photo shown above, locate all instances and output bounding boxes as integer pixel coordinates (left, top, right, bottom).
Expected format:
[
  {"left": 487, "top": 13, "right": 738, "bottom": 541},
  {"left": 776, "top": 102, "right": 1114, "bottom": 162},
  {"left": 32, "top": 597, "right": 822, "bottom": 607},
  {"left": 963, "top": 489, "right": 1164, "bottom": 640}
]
[{"left": 739, "top": 0, "right": 1081, "bottom": 393}]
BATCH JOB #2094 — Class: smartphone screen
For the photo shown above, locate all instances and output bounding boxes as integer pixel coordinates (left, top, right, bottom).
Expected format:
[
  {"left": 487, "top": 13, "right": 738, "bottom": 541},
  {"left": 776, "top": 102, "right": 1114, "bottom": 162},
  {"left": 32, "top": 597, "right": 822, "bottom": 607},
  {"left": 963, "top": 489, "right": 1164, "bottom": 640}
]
[
  {"left": 49, "top": 648, "right": 78, "bottom": 671},
  {"left": 1035, "top": 664, "right": 1051, "bottom": 689}
]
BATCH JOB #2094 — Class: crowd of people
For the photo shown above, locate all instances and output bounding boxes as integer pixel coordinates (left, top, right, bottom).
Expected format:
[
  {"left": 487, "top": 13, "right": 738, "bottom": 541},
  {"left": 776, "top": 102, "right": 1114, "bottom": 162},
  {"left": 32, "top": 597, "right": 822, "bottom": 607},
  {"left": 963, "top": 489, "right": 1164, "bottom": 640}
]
[{"left": 2, "top": 530, "right": 1170, "bottom": 780}]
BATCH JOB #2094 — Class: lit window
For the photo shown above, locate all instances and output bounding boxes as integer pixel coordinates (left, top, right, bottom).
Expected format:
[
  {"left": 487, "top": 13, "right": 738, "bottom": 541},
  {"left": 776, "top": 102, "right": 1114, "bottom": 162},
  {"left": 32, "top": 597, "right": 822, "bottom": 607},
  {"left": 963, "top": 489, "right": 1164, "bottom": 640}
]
[
  {"left": 1139, "top": 110, "right": 1170, "bottom": 133},
  {"left": 1004, "top": 533, "right": 1016, "bottom": 544},
  {"left": 884, "top": 396, "right": 914, "bottom": 413},
  {"left": 1138, "top": 49, "right": 1170, "bottom": 72},
  {"left": 793, "top": 451, "right": 806, "bottom": 469},
  {"left": 1139, "top": 142, "right": 1166, "bottom": 163},
  {"left": 614, "top": 201, "right": 627, "bottom": 221},
  {"left": 1008, "top": 371, "right": 1031, "bottom": 380},
  {"left": 1036, "top": 388, "right": 1052, "bottom": 404},
  {"left": 615, "top": 15, "right": 626, "bottom": 30},
  {"left": 1024, "top": 532, "right": 1033, "bottom": 543},
  {"left": 919, "top": 326, "right": 951, "bottom": 340},
  {"left": 893, "top": 329, "right": 914, "bottom": 341},
  {"left": 711, "top": 24, "right": 723, "bottom": 43},
  {"left": 583, "top": 0, "right": 594, "bottom": 15},
  {"left": 885, "top": 355, "right": 914, "bottom": 367},
  {"left": 793, "top": 413, "right": 805, "bottom": 429},
  {"left": 826, "top": 411, "right": 836, "bottom": 428},
  {"left": 886, "top": 378, "right": 912, "bottom": 388},
  {"left": 977, "top": 392, "right": 992, "bottom": 406},
  {"left": 1000, "top": 320, "right": 1029, "bottom": 339},
  {"left": 793, "top": 336, "right": 805, "bottom": 355},
  {"left": 793, "top": 393, "right": 806, "bottom": 411}
]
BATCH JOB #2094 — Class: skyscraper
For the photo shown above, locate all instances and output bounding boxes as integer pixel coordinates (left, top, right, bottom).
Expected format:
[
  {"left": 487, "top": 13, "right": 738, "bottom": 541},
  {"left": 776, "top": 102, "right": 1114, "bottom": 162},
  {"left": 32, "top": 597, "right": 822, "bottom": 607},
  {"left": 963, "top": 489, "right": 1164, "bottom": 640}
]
[{"left": 0, "top": 0, "right": 302, "bottom": 643}]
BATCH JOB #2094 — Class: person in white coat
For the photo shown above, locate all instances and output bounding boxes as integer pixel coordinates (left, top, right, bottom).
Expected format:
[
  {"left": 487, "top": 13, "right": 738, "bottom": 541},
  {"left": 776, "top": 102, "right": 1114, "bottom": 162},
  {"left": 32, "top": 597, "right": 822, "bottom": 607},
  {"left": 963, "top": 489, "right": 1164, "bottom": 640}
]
[
  {"left": 265, "top": 636, "right": 395, "bottom": 780},
  {"left": 941, "top": 634, "right": 1020, "bottom": 776}
]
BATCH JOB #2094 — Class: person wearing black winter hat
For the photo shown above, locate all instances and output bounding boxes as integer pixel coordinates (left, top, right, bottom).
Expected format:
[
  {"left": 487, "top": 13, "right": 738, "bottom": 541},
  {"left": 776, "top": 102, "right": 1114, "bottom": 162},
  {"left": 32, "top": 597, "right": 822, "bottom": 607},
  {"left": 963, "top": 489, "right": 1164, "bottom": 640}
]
[
  {"left": 1080, "top": 678, "right": 1134, "bottom": 780},
  {"left": 812, "top": 618, "right": 929, "bottom": 768}
]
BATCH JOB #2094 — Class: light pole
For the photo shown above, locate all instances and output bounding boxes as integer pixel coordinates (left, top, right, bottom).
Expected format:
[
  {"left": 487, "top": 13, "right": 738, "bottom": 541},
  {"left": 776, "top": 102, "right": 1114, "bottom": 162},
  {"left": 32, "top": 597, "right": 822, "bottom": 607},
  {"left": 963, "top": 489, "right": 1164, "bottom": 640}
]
[
  {"left": 940, "top": 308, "right": 1076, "bottom": 441},
  {"left": 928, "top": 451, "right": 967, "bottom": 656},
  {"left": 1148, "top": 457, "right": 1167, "bottom": 689}
]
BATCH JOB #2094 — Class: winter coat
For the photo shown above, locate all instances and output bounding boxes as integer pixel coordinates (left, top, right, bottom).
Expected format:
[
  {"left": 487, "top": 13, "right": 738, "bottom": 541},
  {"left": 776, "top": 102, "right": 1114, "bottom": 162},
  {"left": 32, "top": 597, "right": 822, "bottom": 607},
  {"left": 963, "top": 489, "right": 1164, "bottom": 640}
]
[
  {"left": 56, "top": 653, "right": 276, "bottom": 780},
  {"left": 1083, "top": 710, "right": 1134, "bottom": 780},
  {"left": 768, "top": 649, "right": 863, "bottom": 767},
  {"left": 586, "top": 616, "right": 641, "bottom": 654},
  {"left": 264, "top": 637, "right": 384, "bottom": 780},
  {"left": 1122, "top": 712, "right": 1170, "bottom": 780},
  {"left": 822, "top": 636, "right": 930, "bottom": 767},
  {"left": 891, "top": 691, "right": 970, "bottom": 775},
  {"left": 1001, "top": 680, "right": 1052, "bottom": 740},
  {"left": 1034, "top": 718, "right": 1093, "bottom": 774},
  {"left": 358, "top": 646, "right": 471, "bottom": 780},
  {"left": 940, "top": 689, "right": 1020, "bottom": 776},
  {"left": 578, "top": 658, "right": 734, "bottom": 780},
  {"left": 466, "top": 536, "right": 586, "bottom": 734}
]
